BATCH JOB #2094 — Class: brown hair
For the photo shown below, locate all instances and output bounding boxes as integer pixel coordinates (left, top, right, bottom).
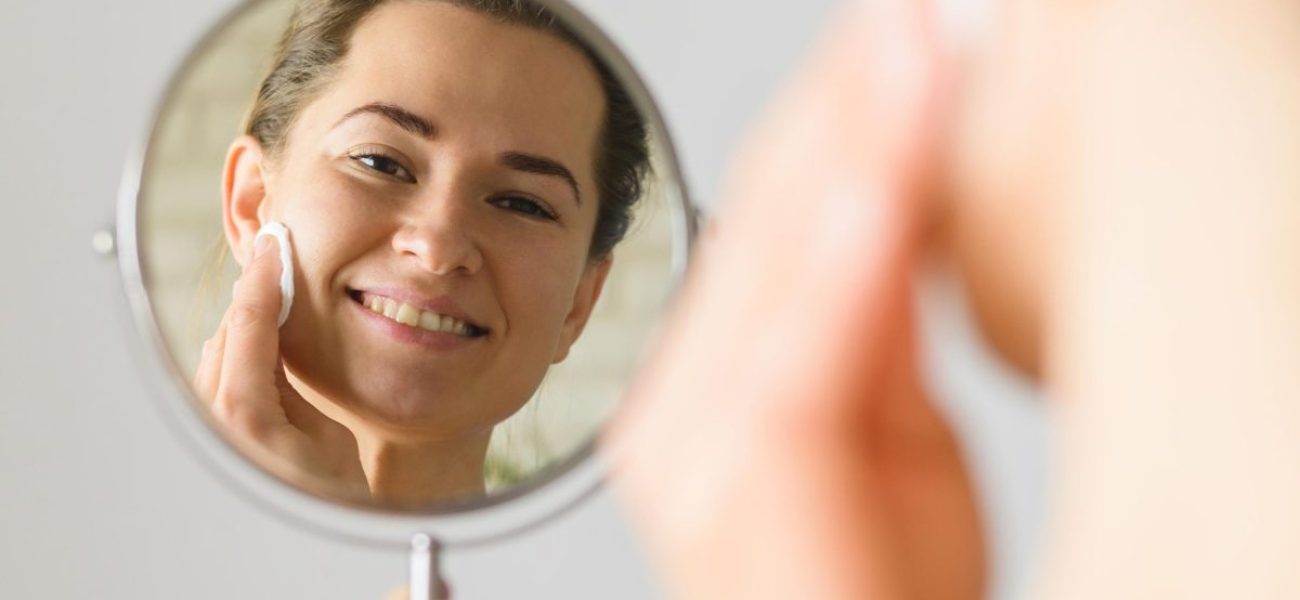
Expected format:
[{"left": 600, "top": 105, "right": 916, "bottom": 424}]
[{"left": 244, "top": 0, "right": 650, "bottom": 259}]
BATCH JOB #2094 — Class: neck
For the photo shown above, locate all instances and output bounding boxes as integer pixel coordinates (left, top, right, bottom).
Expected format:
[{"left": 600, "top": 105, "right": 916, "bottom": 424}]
[
  {"left": 284, "top": 371, "right": 493, "bottom": 505},
  {"left": 354, "top": 427, "right": 491, "bottom": 505}
]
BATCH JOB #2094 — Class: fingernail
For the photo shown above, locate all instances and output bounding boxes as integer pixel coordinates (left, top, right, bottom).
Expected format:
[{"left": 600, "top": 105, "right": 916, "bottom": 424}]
[{"left": 255, "top": 233, "right": 275, "bottom": 258}]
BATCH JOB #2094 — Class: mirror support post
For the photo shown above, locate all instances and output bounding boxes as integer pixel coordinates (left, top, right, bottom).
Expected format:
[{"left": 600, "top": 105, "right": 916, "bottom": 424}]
[{"left": 409, "top": 533, "right": 449, "bottom": 600}]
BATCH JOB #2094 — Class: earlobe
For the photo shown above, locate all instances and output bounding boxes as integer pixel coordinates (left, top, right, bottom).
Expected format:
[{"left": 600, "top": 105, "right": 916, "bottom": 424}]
[
  {"left": 552, "top": 256, "right": 614, "bottom": 364},
  {"left": 222, "top": 135, "right": 270, "bottom": 267}
]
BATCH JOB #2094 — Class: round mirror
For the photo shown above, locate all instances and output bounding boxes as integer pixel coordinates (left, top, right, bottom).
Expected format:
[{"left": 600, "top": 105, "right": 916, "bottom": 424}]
[{"left": 117, "top": 0, "right": 693, "bottom": 548}]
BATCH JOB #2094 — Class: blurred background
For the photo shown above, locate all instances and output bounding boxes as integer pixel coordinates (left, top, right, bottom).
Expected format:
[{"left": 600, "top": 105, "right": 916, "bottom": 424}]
[{"left": 0, "top": 0, "right": 1044, "bottom": 598}]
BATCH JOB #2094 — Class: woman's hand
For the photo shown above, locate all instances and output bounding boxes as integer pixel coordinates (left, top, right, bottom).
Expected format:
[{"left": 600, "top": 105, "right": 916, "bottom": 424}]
[
  {"left": 607, "top": 1, "right": 983, "bottom": 598},
  {"left": 194, "top": 234, "right": 368, "bottom": 494}
]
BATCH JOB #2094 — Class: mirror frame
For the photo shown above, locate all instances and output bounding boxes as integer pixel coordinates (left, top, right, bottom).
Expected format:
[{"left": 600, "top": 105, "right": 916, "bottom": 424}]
[{"left": 115, "top": 0, "right": 696, "bottom": 549}]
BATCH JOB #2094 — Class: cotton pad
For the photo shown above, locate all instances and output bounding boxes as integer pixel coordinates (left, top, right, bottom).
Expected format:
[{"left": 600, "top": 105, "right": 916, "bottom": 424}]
[{"left": 255, "top": 221, "right": 295, "bottom": 327}]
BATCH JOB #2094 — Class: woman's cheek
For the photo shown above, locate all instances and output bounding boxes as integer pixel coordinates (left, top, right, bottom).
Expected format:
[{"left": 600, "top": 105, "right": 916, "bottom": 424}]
[
  {"left": 279, "top": 174, "right": 387, "bottom": 304},
  {"left": 314, "top": 169, "right": 396, "bottom": 220},
  {"left": 491, "top": 245, "right": 569, "bottom": 337}
]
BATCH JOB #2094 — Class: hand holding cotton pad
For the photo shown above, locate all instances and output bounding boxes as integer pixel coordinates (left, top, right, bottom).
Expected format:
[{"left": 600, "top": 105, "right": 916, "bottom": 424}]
[{"left": 254, "top": 221, "right": 295, "bottom": 327}]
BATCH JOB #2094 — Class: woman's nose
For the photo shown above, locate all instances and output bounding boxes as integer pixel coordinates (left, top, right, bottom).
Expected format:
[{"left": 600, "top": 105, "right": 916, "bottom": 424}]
[{"left": 390, "top": 197, "right": 484, "bottom": 276}]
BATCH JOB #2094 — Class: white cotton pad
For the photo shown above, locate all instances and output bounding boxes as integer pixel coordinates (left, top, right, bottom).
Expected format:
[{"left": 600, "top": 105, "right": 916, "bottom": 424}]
[{"left": 255, "top": 221, "right": 295, "bottom": 327}]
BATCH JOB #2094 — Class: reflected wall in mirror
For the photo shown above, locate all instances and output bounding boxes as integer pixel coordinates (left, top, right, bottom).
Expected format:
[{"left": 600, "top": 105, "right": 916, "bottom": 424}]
[{"left": 138, "top": 0, "right": 681, "bottom": 511}]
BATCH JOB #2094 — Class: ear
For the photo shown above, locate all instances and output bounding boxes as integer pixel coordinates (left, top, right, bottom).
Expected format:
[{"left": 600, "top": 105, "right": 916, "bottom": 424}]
[
  {"left": 552, "top": 255, "right": 614, "bottom": 363},
  {"left": 222, "top": 135, "right": 271, "bottom": 267}
]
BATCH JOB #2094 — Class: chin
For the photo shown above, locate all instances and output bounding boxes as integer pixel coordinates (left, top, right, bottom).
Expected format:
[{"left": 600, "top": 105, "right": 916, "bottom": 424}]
[
  {"left": 345, "top": 377, "right": 450, "bottom": 424},
  {"left": 283, "top": 342, "right": 539, "bottom": 439},
  {"left": 350, "top": 378, "right": 522, "bottom": 440}
]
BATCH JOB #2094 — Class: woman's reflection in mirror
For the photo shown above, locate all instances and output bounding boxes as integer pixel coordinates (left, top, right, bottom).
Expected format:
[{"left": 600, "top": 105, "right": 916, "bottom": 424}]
[{"left": 193, "top": 0, "right": 649, "bottom": 506}]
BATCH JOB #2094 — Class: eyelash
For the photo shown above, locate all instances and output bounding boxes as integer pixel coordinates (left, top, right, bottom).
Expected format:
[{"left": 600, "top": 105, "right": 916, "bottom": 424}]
[
  {"left": 347, "top": 149, "right": 557, "bottom": 221},
  {"left": 490, "top": 195, "right": 558, "bottom": 221},
  {"left": 348, "top": 150, "right": 416, "bottom": 183}
]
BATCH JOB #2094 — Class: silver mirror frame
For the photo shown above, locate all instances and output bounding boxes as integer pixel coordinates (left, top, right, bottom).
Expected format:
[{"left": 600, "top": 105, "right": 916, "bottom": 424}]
[{"left": 115, "top": 0, "right": 696, "bottom": 550}]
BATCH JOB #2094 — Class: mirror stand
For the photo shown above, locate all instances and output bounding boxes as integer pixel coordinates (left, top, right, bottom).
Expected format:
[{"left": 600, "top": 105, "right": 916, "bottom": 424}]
[{"left": 409, "top": 534, "right": 449, "bottom": 600}]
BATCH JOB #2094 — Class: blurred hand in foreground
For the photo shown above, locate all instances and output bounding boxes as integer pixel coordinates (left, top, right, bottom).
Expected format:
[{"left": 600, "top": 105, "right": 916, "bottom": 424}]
[{"left": 607, "top": 1, "right": 984, "bottom": 598}]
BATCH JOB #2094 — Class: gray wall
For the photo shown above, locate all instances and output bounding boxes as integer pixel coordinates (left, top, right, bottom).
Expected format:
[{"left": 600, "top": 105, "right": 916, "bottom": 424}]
[{"left": 0, "top": 0, "right": 1044, "bottom": 598}]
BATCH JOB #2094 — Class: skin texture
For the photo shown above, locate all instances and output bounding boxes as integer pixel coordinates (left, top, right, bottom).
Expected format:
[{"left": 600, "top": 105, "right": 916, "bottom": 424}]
[
  {"left": 200, "top": 2, "right": 613, "bottom": 505},
  {"left": 609, "top": 0, "right": 1300, "bottom": 599}
]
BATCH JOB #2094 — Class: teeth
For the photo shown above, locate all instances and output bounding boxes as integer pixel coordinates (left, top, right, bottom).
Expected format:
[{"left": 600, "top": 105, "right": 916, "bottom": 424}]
[
  {"left": 394, "top": 303, "right": 420, "bottom": 326},
  {"left": 360, "top": 293, "right": 478, "bottom": 336}
]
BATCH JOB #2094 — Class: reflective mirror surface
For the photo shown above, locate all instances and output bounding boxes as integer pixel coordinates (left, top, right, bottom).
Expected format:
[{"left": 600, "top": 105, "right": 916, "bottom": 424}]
[{"left": 131, "top": 0, "right": 689, "bottom": 512}]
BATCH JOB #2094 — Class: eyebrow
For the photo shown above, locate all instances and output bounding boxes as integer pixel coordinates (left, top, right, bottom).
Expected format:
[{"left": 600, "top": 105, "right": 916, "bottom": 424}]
[
  {"left": 334, "top": 102, "right": 436, "bottom": 139},
  {"left": 499, "top": 151, "right": 582, "bottom": 206}
]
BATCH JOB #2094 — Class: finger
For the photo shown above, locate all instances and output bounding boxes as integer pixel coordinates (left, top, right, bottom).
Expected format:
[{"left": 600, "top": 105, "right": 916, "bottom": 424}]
[
  {"left": 606, "top": 0, "right": 934, "bottom": 544},
  {"left": 213, "top": 233, "right": 286, "bottom": 433},
  {"left": 193, "top": 310, "right": 230, "bottom": 405},
  {"left": 611, "top": 0, "right": 943, "bottom": 452},
  {"left": 604, "top": 1, "right": 949, "bottom": 597}
]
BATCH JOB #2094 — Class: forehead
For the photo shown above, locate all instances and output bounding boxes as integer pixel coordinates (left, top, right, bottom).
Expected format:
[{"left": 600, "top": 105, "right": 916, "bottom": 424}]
[{"left": 308, "top": 1, "right": 606, "bottom": 171}]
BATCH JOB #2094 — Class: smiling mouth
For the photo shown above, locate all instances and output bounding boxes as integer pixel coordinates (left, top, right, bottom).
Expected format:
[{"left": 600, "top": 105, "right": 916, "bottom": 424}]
[{"left": 347, "top": 289, "right": 489, "bottom": 338}]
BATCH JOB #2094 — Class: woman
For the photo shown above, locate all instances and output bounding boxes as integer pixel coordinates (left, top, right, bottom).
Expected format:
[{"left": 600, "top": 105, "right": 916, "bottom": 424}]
[{"left": 194, "top": 0, "right": 650, "bottom": 506}]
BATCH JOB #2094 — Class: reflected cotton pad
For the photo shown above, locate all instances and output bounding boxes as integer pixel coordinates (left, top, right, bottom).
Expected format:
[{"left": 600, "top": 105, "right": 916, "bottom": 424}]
[{"left": 254, "top": 221, "right": 295, "bottom": 327}]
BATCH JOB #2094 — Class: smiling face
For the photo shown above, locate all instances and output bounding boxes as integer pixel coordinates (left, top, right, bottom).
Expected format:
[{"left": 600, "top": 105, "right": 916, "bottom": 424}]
[{"left": 223, "top": 1, "right": 611, "bottom": 441}]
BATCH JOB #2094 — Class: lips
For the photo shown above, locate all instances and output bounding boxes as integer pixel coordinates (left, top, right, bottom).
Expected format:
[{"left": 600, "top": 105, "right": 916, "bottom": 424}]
[{"left": 346, "top": 288, "right": 488, "bottom": 338}]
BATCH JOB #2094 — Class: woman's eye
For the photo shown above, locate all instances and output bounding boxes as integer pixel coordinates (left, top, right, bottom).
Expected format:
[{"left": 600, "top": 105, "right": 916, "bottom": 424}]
[
  {"left": 350, "top": 153, "right": 415, "bottom": 183},
  {"left": 490, "top": 195, "right": 557, "bottom": 221}
]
